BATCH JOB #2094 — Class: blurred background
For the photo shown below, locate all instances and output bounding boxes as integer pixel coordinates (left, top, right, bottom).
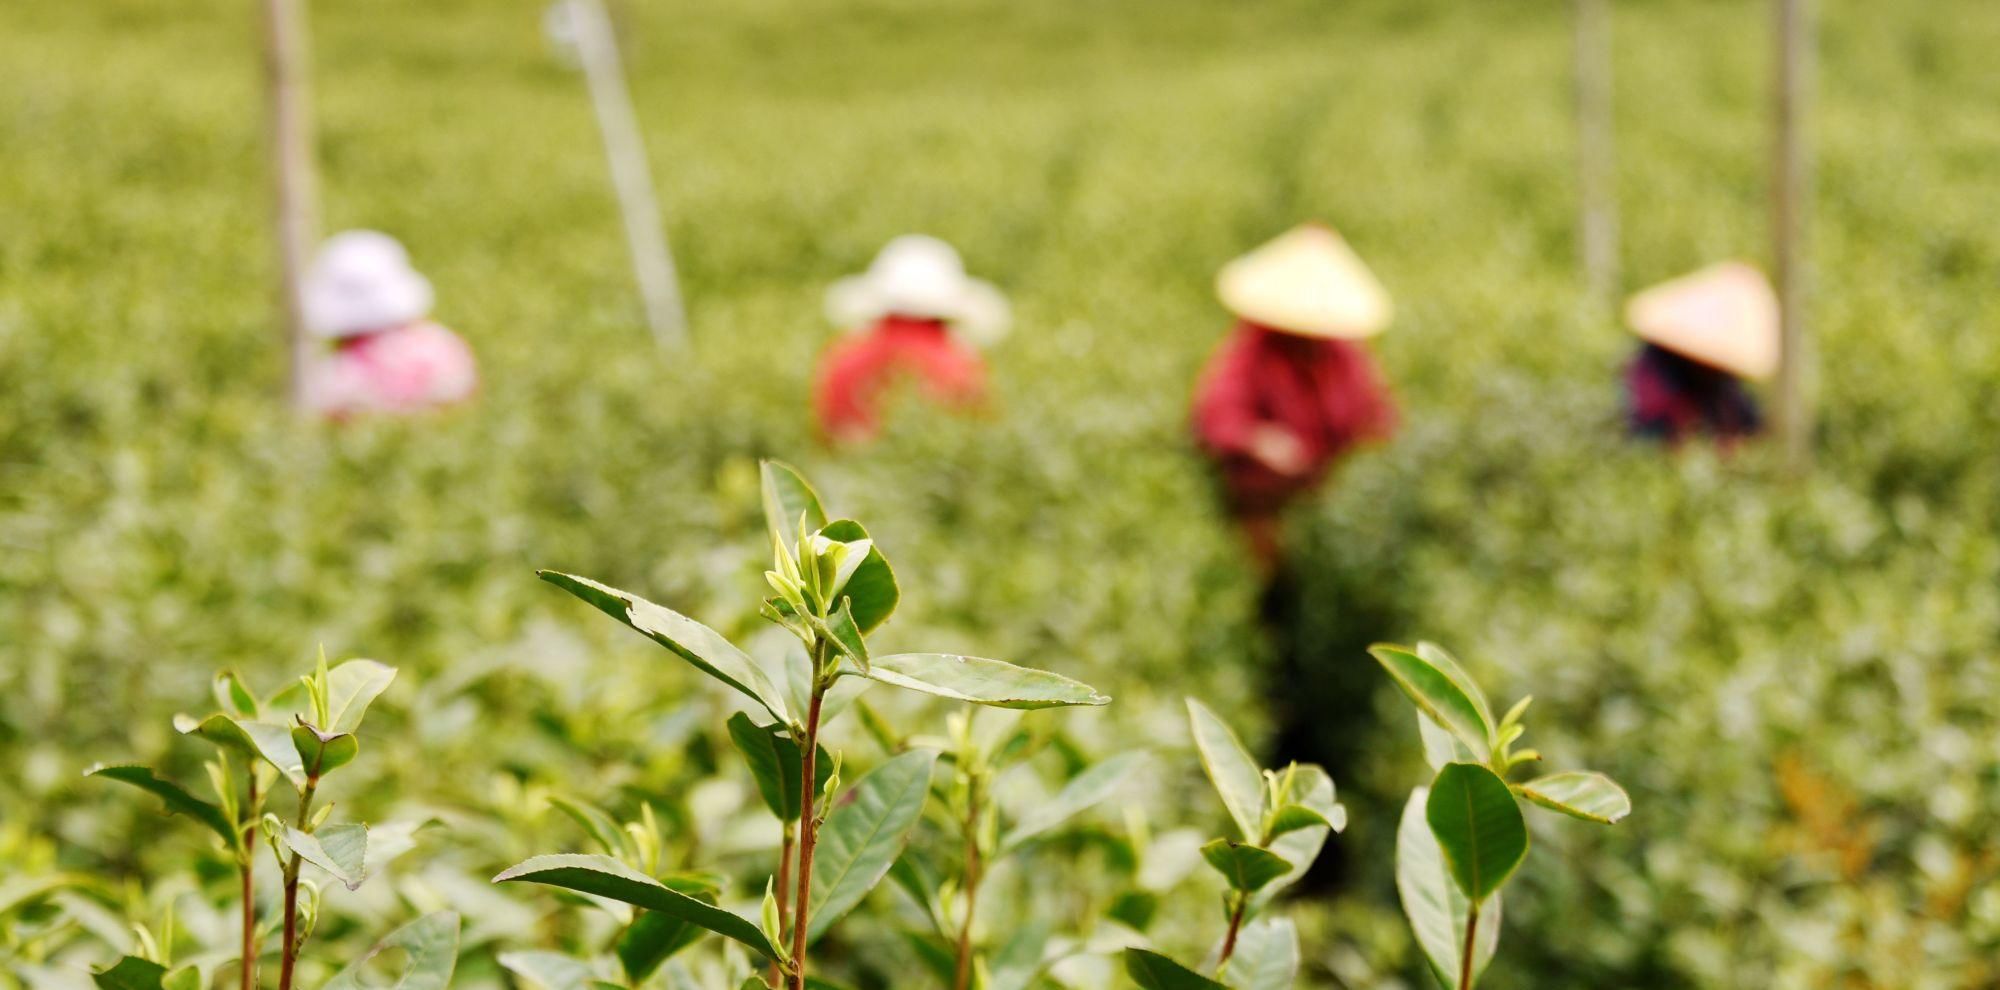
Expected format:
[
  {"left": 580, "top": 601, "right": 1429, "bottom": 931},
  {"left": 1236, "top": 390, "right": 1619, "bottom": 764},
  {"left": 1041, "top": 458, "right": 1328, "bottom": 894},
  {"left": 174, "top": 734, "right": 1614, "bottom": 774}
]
[{"left": 4, "top": 0, "right": 2000, "bottom": 987}]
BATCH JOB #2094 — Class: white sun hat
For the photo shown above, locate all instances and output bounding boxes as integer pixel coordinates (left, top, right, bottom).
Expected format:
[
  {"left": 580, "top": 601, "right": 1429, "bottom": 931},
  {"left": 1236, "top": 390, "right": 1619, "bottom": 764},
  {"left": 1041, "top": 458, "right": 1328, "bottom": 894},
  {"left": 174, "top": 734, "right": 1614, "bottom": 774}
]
[
  {"left": 1216, "top": 223, "right": 1393, "bottom": 339},
  {"left": 1625, "top": 261, "right": 1780, "bottom": 380},
  {"left": 824, "top": 235, "right": 1011, "bottom": 348},
  {"left": 303, "top": 230, "right": 436, "bottom": 339}
]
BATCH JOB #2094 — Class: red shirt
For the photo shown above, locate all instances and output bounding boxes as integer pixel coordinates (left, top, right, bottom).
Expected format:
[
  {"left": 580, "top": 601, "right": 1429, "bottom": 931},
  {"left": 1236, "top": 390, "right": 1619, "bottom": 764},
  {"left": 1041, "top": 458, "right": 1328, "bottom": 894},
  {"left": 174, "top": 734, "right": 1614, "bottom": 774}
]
[
  {"left": 1192, "top": 321, "right": 1396, "bottom": 513},
  {"left": 813, "top": 316, "right": 987, "bottom": 442}
]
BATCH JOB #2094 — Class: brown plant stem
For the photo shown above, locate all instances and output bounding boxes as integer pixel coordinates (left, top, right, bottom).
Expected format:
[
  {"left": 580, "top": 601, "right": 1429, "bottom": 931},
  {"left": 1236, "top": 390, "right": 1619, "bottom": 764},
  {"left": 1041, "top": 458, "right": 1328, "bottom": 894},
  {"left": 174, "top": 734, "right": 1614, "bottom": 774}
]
[
  {"left": 1458, "top": 901, "right": 1481, "bottom": 990},
  {"left": 276, "top": 776, "right": 318, "bottom": 990},
  {"left": 1217, "top": 893, "right": 1248, "bottom": 973},
  {"left": 769, "top": 823, "right": 794, "bottom": 988},
  {"left": 241, "top": 774, "right": 259, "bottom": 990},
  {"left": 787, "top": 685, "right": 827, "bottom": 990},
  {"left": 952, "top": 786, "right": 982, "bottom": 990}
]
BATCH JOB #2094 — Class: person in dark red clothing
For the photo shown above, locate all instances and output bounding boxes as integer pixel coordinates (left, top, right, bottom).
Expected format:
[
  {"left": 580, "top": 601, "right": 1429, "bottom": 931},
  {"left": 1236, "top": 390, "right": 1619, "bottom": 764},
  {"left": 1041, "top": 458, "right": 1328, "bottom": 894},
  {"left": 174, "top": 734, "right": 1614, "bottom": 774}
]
[
  {"left": 1622, "top": 261, "right": 1779, "bottom": 447},
  {"left": 1192, "top": 224, "right": 1397, "bottom": 572},
  {"left": 814, "top": 235, "right": 1009, "bottom": 443}
]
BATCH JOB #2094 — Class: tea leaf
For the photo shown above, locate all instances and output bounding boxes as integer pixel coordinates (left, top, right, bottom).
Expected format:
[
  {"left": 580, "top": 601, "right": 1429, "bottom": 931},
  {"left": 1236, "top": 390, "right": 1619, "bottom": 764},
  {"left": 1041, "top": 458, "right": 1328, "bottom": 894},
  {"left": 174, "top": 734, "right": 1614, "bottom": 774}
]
[
  {"left": 1425, "top": 763, "right": 1527, "bottom": 902},
  {"left": 497, "top": 951, "right": 593, "bottom": 990},
  {"left": 1121, "top": 949, "right": 1227, "bottom": 989},
  {"left": 91, "top": 956, "right": 166, "bottom": 990},
  {"left": 1415, "top": 641, "right": 1495, "bottom": 733},
  {"left": 1396, "top": 787, "right": 1500, "bottom": 987},
  {"left": 174, "top": 715, "right": 305, "bottom": 786},
  {"left": 998, "top": 751, "right": 1147, "bottom": 854},
  {"left": 1199, "top": 839, "right": 1292, "bottom": 893},
  {"left": 1185, "top": 699, "right": 1262, "bottom": 843},
  {"left": 495, "top": 855, "right": 780, "bottom": 961},
  {"left": 726, "top": 713, "right": 832, "bottom": 823},
  {"left": 213, "top": 671, "right": 259, "bottom": 718},
  {"left": 282, "top": 823, "right": 369, "bottom": 890},
  {"left": 85, "top": 765, "right": 237, "bottom": 846},
  {"left": 1370, "top": 644, "right": 1493, "bottom": 755},
  {"left": 1416, "top": 710, "right": 1478, "bottom": 772},
  {"left": 816, "top": 520, "right": 898, "bottom": 633},
  {"left": 806, "top": 749, "right": 938, "bottom": 944},
  {"left": 1224, "top": 916, "right": 1299, "bottom": 990},
  {"left": 547, "top": 795, "right": 628, "bottom": 859},
  {"left": 1264, "top": 803, "right": 1330, "bottom": 839},
  {"left": 324, "top": 659, "right": 397, "bottom": 734},
  {"left": 851, "top": 654, "right": 1108, "bottom": 710},
  {"left": 290, "top": 724, "right": 359, "bottom": 777},
  {"left": 1519, "top": 771, "right": 1631, "bottom": 825},
  {"left": 537, "top": 570, "right": 792, "bottom": 725},
  {"left": 817, "top": 598, "right": 869, "bottom": 671},
  {"left": 322, "top": 910, "right": 460, "bottom": 990},
  {"left": 616, "top": 909, "right": 705, "bottom": 982},
  {"left": 760, "top": 460, "right": 827, "bottom": 544}
]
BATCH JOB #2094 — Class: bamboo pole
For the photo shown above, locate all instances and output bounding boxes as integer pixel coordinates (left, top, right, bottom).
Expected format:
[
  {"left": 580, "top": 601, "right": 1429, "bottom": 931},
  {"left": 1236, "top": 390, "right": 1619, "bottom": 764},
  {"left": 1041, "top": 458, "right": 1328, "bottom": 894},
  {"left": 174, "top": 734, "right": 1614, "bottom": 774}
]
[
  {"left": 261, "top": 0, "right": 318, "bottom": 408},
  {"left": 566, "top": 0, "right": 689, "bottom": 349},
  {"left": 1573, "top": 0, "right": 1618, "bottom": 310},
  {"left": 1772, "top": 0, "right": 1813, "bottom": 468}
]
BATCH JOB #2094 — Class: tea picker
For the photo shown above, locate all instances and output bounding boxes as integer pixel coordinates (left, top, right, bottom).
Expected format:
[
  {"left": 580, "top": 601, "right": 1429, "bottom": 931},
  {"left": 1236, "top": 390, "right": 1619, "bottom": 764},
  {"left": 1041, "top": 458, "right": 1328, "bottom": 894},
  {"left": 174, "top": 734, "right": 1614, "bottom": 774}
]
[
  {"left": 300, "top": 231, "right": 478, "bottom": 418},
  {"left": 812, "top": 235, "right": 1009, "bottom": 443},
  {"left": 1622, "top": 261, "right": 1778, "bottom": 447},
  {"left": 547, "top": 0, "right": 689, "bottom": 349}
]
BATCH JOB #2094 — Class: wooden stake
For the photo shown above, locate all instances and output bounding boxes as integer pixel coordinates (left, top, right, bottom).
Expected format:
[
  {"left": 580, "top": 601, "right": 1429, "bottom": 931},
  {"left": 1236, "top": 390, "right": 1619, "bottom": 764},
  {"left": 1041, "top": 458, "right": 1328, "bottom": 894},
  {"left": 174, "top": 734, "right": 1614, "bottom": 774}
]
[
  {"left": 261, "top": 0, "right": 318, "bottom": 408},
  {"left": 566, "top": 0, "right": 689, "bottom": 349},
  {"left": 1772, "top": 0, "right": 1813, "bottom": 469},
  {"left": 1573, "top": 0, "right": 1618, "bottom": 310}
]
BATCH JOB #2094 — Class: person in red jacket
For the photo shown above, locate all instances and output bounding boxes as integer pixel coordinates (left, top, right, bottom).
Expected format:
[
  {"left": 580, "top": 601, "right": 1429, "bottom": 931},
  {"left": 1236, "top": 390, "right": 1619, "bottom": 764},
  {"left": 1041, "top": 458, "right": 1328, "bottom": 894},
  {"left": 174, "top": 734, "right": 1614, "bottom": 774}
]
[
  {"left": 1622, "top": 261, "right": 1778, "bottom": 447},
  {"left": 1193, "top": 224, "right": 1397, "bottom": 573},
  {"left": 813, "top": 235, "right": 1009, "bottom": 443}
]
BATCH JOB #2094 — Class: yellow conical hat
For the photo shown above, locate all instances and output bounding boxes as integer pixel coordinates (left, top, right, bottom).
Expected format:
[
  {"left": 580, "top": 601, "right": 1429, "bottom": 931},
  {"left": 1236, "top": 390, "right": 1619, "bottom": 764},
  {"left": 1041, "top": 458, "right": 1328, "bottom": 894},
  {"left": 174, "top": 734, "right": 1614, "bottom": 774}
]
[
  {"left": 1216, "top": 224, "right": 1392, "bottom": 339},
  {"left": 1625, "top": 261, "right": 1780, "bottom": 380}
]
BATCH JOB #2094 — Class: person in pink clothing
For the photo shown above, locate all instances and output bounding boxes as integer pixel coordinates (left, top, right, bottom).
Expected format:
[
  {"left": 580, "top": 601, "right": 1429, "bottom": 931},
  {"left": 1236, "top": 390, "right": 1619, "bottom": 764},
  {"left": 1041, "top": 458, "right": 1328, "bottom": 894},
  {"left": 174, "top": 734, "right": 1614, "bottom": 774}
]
[{"left": 302, "top": 231, "right": 477, "bottom": 418}]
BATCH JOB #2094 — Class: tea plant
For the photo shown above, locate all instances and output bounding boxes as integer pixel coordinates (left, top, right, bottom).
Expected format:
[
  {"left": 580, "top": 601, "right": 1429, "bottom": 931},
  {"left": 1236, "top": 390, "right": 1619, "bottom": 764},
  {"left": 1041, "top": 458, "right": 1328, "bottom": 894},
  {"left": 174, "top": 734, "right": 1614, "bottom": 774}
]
[
  {"left": 1371, "top": 643, "right": 1631, "bottom": 989},
  {"left": 493, "top": 461, "right": 1108, "bottom": 990},
  {"left": 88, "top": 657, "right": 455, "bottom": 990},
  {"left": 1121, "top": 700, "right": 1345, "bottom": 989}
]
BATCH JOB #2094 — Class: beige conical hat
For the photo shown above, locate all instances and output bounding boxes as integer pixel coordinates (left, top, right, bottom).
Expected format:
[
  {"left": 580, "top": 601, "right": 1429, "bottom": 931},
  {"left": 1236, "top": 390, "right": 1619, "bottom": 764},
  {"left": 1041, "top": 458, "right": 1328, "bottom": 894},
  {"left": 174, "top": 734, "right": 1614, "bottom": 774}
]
[
  {"left": 1626, "top": 261, "right": 1780, "bottom": 380},
  {"left": 1216, "top": 224, "right": 1392, "bottom": 339}
]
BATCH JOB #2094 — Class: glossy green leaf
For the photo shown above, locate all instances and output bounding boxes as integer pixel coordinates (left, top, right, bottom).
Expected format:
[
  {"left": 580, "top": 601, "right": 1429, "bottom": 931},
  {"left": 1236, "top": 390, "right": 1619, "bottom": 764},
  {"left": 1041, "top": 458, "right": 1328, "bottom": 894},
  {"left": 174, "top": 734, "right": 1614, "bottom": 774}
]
[
  {"left": 1520, "top": 771, "right": 1631, "bottom": 825},
  {"left": 817, "top": 520, "right": 898, "bottom": 633},
  {"left": 806, "top": 749, "right": 938, "bottom": 944},
  {"left": 1185, "top": 699, "right": 1262, "bottom": 843},
  {"left": 213, "top": 671, "right": 259, "bottom": 718},
  {"left": 1396, "top": 787, "right": 1500, "bottom": 988},
  {"left": 85, "top": 765, "right": 236, "bottom": 846},
  {"left": 547, "top": 795, "right": 627, "bottom": 858},
  {"left": 1416, "top": 710, "right": 1478, "bottom": 772},
  {"left": 1425, "top": 763, "right": 1528, "bottom": 902},
  {"left": 1415, "top": 641, "right": 1495, "bottom": 732},
  {"left": 174, "top": 715, "right": 305, "bottom": 786},
  {"left": 324, "top": 659, "right": 397, "bottom": 734},
  {"left": 1121, "top": 949, "right": 1227, "bottom": 990},
  {"left": 538, "top": 570, "right": 791, "bottom": 725},
  {"left": 497, "top": 952, "right": 593, "bottom": 990},
  {"left": 284, "top": 823, "right": 368, "bottom": 890},
  {"left": 998, "top": 751, "right": 1147, "bottom": 854},
  {"left": 495, "top": 855, "right": 780, "bottom": 961},
  {"left": 1200, "top": 839, "right": 1292, "bottom": 893},
  {"left": 726, "top": 713, "right": 832, "bottom": 823},
  {"left": 92, "top": 956, "right": 166, "bottom": 990},
  {"left": 760, "top": 460, "right": 827, "bottom": 543},
  {"left": 1265, "top": 803, "right": 1330, "bottom": 839},
  {"left": 817, "top": 598, "right": 869, "bottom": 670},
  {"left": 852, "top": 653, "right": 1108, "bottom": 710},
  {"left": 1263, "top": 764, "right": 1341, "bottom": 899},
  {"left": 1370, "top": 644, "right": 1493, "bottom": 755},
  {"left": 1224, "top": 917, "right": 1299, "bottom": 990},
  {"left": 322, "top": 910, "right": 460, "bottom": 990},
  {"left": 616, "top": 909, "right": 705, "bottom": 982},
  {"left": 291, "top": 724, "right": 359, "bottom": 777}
]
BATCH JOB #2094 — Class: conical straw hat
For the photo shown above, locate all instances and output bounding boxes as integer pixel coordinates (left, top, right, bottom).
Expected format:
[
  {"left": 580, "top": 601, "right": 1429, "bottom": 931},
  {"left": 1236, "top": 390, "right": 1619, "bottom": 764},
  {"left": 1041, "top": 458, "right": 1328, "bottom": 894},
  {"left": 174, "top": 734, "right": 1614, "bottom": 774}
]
[
  {"left": 1625, "top": 261, "right": 1780, "bottom": 380},
  {"left": 1216, "top": 224, "right": 1392, "bottom": 339}
]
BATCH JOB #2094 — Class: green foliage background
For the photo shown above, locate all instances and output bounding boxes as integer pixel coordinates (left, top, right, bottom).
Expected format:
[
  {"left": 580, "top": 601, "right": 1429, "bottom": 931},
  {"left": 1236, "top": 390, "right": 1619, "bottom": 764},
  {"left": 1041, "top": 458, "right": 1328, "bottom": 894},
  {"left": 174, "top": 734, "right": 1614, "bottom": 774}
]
[{"left": 3, "top": 0, "right": 1998, "bottom": 987}]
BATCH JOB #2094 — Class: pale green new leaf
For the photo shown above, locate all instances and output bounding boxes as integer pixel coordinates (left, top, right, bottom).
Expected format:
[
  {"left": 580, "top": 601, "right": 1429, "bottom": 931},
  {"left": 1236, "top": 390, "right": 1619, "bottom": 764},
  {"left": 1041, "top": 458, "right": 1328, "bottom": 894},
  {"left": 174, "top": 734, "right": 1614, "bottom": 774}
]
[
  {"left": 1122, "top": 949, "right": 1227, "bottom": 990},
  {"left": 1396, "top": 787, "right": 1500, "bottom": 988},
  {"left": 1520, "top": 771, "right": 1631, "bottom": 825},
  {"left": 175, "top": 715, "right": 306, "bottom": 786},
  {"left": 1370, "top": 645, "right": 1493, "bottom": 755},
  {"left": 1224, "top": 917, "right": 1299, "bottom": 990},
  {"left": 998, "top": 751, "right": 1147, "bottom": 854},
  {"left": 324, "top": 659, "right": 397, "bottom": 734},
  {"left": 538, "top": 570, "right": 791, "bottom": 725},
  {"left": 1415, "top": 641, "right": 1495, "bottom": 732},
  {"left": 497, "top": 952, "right": 593, "bottom": 990},
  {"left": 816, "top": 520, "right": 898, "bottom": 633},
  {"left": 284, "top": 823, "right": 369, "bottom": 890},
  {"left": 290, "top": 724, "right": 359, "bottom": 777},
  {"left": 761, "top": 460, "right": 827, "bottom": 544},
  {"left": 494, "top": 855, "right": 780, "bottom": 961},
  {"left": 1425, "top": 763, "right": 1527, "bottom": 901},
  {"left": 85, "top": 765, "right": 237, "bottom": 847},
  {"left": 322, "top": 910, "right": 460, "bottom": 990},
  {"left": 1416, "top": 710, "right": 1478, "bottom": 772},
  {"left": 1199, "top": 839, "right": 1292, "bottom": 893},
  {"left": 806, "top": 749, "right": 938, "bottom": 944},
  {"left": 547, "top": 796, "right": 627, "bottom": 858},
  {"left": 1261, "top": 764, "right": 1341, "bottom": 900},
  {"left": 852, "top": 654, "right": 1107, "bottom": 710},
  {"left": 1185, "top": 699, "right": 1263, "bottom": 843}
]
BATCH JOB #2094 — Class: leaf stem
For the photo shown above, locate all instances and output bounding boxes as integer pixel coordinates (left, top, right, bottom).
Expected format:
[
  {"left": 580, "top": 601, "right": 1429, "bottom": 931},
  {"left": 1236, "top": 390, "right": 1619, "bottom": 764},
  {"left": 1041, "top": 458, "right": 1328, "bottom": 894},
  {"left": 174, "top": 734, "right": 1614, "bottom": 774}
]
[
  {"left": 276, "top": 776, "right": 318, "bottom": 990},
  {"left": 241, "top": 774, "right": 259, "bottom": 990},
  {"left": 1458, "top": 901, "right": 1480, "bottom": 990},
  {"left": 1217, "top": 892, "right": 1248, "bottom": 973},
  {"left": 771, "top": 823, "right": 794, "bottom": 989},
  {"left": 787, "top": 677, "right": 827, "bottom": 990},
  {"left": 952, "top": 784, "right": 982, "bottom": 990}
]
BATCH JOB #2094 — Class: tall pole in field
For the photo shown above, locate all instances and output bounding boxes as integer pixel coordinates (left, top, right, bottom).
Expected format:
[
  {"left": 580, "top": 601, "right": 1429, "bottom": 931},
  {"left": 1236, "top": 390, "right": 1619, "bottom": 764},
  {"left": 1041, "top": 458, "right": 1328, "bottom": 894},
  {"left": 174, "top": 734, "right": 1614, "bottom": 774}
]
[
  {"left": 261, "top": 0, "right": 318, "bottom": 408},
  {"left": 1572, "top": 0, "right": 1618, "bottom": 311},
  {"left": 565, "top": 0, "right": 689, "bottom": 350},
  {"left": 1772, "top": 0, "right": 1813, "bottom": 469}
]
